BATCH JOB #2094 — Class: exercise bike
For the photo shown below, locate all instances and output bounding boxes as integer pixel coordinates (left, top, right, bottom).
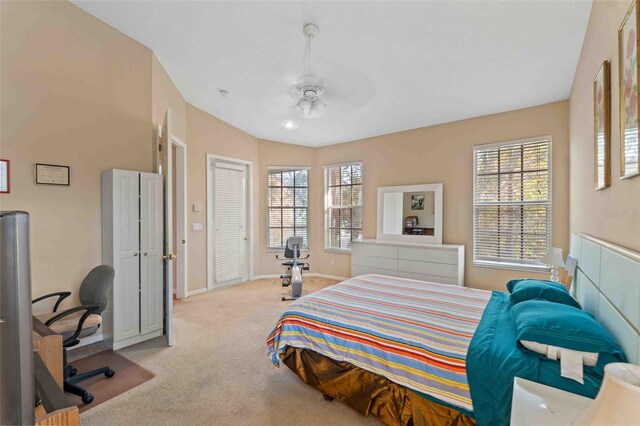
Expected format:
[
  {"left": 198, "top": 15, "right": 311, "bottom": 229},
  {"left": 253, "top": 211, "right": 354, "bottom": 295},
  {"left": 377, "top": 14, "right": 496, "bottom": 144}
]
[{"left": 276, "top": 236, "right": 310, "bottom": 301}]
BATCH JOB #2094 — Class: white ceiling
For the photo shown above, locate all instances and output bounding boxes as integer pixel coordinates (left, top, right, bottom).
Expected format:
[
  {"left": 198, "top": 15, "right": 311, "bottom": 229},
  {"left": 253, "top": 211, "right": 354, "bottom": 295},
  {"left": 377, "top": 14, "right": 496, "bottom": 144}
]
[{"left": 72, "top": 1, "right": 592, "bottom": 147}]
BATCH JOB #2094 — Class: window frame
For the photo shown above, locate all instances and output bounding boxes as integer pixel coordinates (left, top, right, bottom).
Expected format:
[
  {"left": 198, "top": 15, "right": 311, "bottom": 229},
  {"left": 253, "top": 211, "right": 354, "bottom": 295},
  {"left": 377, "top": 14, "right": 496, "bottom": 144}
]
[
  {"left": 323, "top": 161, "right": 363, "bottom": 253},
  {"left": 472, "top": 136, "right": 553, "bottom": 272},
  {"left": 266, "top": 166, "right": 310, "bottom": 251}
]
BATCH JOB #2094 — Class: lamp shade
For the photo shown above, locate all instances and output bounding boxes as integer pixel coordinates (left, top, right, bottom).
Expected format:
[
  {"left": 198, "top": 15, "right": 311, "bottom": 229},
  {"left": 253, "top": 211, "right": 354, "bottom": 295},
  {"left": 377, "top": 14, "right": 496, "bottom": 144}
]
[
  {"left": 573, "top": 363, "right": 640, "bottom": 425},
  {"left": 543, "top": 247, "right": 565, "bottom": 267}
]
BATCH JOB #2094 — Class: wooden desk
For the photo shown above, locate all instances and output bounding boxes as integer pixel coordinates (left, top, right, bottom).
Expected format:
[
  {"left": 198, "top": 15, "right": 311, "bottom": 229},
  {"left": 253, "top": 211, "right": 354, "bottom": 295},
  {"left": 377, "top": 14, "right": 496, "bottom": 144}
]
[{"left": 32, "top": 317, "right": 79, "bottom": 426}]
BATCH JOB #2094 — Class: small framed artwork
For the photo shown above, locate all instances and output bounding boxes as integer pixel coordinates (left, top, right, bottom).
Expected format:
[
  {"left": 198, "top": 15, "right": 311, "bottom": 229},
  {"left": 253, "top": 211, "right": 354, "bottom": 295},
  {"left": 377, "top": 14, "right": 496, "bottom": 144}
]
[
  {"left": 0, "top": 159, "right": 9, "bottom": 194},
  {"left": 35, "top": 163, "right": 70, "bottom": 186},
  {"left": 594, "top": 60, "right": 611, "bottom": 190},
  {"left": 411, "top": 194, "right": 424, "bottom": 210},
  {"left": 618, "top": 0, "right": 640, "bottom": 179}
]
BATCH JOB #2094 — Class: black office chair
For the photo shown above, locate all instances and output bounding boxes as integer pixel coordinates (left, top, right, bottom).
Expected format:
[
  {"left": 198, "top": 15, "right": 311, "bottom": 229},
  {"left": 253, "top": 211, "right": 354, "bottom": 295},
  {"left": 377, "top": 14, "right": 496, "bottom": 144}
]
[{"left": 32, "top": 265, "right": 115, "bottom": 404}]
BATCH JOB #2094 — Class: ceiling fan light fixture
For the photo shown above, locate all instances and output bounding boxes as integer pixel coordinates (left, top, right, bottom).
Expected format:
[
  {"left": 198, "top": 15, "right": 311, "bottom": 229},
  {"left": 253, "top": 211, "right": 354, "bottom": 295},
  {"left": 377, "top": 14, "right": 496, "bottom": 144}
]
[{"left": 292, "top": 24, "right": 327, "bottom": 118}]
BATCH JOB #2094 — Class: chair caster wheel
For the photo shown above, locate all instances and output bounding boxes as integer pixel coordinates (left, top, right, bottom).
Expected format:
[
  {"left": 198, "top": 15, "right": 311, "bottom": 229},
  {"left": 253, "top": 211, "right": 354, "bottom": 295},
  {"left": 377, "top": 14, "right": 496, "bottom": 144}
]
[
  {"left": 323, "top": 394, "right": 334, "bottom": 402},
  {"left": 69, "top": 367, "right": 77, "bottom": 377},
  {"left": 105, "top": 369, "right": 115, "bottom": 378},
  {"left": 82, "top": 392, "right": 94, "bottom": 404}
]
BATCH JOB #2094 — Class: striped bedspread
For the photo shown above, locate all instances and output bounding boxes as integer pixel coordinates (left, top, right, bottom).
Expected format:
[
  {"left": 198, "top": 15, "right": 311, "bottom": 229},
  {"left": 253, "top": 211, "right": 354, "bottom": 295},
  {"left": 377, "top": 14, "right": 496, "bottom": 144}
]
[{"left": 267, "top": 274, "right": 491, "bottom": 413}]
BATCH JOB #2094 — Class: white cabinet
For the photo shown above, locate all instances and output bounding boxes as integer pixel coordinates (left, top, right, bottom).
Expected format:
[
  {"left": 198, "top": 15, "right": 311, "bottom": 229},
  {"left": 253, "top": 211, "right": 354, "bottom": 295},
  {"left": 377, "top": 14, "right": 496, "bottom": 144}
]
[
  {"left": 351, "top": 239, "right": 464, "bottom": 286},
  {"left": 102, "top": 169, "right": 164, "bottom": 350}
]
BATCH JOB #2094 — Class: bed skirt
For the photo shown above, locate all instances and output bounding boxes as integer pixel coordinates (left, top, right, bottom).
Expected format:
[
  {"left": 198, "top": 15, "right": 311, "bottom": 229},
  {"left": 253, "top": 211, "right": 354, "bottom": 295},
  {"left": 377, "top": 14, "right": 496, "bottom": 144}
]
[{"left": 281, "top": 346, "right": 475, "bottom": 426}]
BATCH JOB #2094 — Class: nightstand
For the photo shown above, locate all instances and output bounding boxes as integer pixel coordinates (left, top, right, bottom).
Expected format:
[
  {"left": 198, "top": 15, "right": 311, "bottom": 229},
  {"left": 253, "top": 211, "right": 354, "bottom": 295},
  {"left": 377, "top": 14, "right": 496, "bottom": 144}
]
[{"left": 511, "top": 377, "right": 593, "bottom": 426}]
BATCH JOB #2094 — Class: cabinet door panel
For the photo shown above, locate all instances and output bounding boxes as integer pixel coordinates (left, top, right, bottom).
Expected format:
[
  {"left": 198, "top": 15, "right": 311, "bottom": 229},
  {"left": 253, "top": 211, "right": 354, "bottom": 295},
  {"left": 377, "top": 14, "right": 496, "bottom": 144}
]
[
  {"left": 113, "top": 171, "right": 140, "bottom": 341},
  {"left": 140, "top": 173, "right": 164, "bottom": 334}
]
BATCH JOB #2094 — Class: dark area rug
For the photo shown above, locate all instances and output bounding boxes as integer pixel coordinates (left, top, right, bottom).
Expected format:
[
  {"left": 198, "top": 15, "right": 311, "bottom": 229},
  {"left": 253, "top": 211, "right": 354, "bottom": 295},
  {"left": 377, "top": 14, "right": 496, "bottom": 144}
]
[{"left": 66, "top": 350, "right": 155, "bottom": 413}]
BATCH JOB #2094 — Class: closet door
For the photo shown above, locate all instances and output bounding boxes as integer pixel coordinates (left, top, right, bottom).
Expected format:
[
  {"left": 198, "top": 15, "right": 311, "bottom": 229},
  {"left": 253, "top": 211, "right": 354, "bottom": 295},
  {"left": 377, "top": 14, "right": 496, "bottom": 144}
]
[
  {"left": 140, "top": 173, "right": 164, "bottom": 335},
  {"left": 113, "top": 170, "right": 141, "bottom": 341},
  {"left": 213, "top": 161, "right": 248, "bottom": 286}
]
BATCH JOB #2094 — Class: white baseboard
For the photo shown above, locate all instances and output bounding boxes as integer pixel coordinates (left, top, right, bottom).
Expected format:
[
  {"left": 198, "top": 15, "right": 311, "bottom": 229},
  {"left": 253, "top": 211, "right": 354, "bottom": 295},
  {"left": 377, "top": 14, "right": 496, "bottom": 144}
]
[
  {"left": 186, "top": 273, "right": 350, "bottom": 298},
  {"left": 310, "top": 273, "right": 350, "bottom": 281},
  {"left": 253, "top": 273, "right": 348, "bottom": 281},
  {"left": 186, "top": 287, "right": 208, "bottom": 297}
]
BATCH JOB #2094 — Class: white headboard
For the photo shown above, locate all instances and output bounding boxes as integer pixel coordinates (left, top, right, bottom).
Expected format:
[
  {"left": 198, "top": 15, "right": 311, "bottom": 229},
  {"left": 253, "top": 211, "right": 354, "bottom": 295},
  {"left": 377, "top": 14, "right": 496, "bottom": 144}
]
[{"left": 570, "top": 233, "right": 640, "bottom": 364}]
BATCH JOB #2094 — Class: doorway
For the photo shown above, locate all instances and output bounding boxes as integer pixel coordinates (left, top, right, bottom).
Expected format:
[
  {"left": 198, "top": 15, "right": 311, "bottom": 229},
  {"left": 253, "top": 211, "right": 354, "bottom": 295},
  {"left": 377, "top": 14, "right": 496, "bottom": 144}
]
[{"left": 207, "top": 154, "right": 253, "bottom": 289}]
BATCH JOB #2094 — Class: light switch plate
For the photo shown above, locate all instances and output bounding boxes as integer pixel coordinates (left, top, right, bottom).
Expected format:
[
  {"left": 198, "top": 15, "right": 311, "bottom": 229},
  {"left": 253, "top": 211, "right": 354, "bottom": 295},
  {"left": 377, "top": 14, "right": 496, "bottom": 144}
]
[
  {"left": 193, "top": 203, "right": 202, "bottom": 212},
  {"left": 192, "top": 223, "right": 203, "bottom": 231}
]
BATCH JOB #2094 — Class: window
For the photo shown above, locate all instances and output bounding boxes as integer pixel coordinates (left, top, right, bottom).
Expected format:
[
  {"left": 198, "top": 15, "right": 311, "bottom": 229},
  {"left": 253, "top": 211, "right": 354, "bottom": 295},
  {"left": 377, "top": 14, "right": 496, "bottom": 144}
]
[
  {"left": 473, "top": 137, "right": 551, "bottom": 270},
  {"left": 324, "top": 162, "right": 363, "bottom": 251},
  {"left": 267, "top": 168, "right": 309, "bottom": 250}
]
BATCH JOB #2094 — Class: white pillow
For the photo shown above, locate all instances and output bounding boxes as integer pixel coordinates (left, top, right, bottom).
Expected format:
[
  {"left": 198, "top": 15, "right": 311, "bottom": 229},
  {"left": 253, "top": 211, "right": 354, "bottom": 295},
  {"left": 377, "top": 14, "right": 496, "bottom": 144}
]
[{"left": 520, "top": 340, "right": 598, "bottom": 367}]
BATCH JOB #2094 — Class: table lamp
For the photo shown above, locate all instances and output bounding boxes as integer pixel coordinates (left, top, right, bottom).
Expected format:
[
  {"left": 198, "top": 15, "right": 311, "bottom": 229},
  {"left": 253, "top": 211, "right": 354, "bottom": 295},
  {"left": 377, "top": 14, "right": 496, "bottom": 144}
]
[
  {"left": 573, "top": 363, "right": 640, "bottom": 425},
  {"left": 543, "top": 247, "right": 565, "bottom": 282}
]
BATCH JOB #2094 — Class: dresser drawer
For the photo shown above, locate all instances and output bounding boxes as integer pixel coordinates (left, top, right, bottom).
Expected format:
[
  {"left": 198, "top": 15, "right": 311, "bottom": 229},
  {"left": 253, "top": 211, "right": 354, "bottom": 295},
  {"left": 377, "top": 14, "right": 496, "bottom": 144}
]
[
  {"left": 352, "top": 265, "right": 398, "bottom": 278},
  {"left": 398, "top": 259, "right": 459, "bottom": 279},
  {"left": 398, "top": 271, "right": 460, "bottom": 286},
  {"left": 398, "top": 246, "right": 459, "bottom": 264},
  {"left": 352, "top": 254, "right": 398, "bottom": 271},
  {"left": 352, "top": 242, "right": 398, "bottom": 259}
]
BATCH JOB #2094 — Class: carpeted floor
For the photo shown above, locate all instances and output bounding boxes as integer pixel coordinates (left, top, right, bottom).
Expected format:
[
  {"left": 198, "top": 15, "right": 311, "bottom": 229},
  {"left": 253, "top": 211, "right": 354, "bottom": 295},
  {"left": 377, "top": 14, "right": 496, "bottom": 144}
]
[{"left": 80, "top": 277, "right": 381, "bottom": 425}]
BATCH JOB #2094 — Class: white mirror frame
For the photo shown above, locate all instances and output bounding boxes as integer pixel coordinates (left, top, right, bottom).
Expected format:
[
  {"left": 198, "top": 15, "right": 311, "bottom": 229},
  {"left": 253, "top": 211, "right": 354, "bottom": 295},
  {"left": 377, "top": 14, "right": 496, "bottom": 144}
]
[{"left": 376, "top": 183, "right": 443, "bottom": 244}]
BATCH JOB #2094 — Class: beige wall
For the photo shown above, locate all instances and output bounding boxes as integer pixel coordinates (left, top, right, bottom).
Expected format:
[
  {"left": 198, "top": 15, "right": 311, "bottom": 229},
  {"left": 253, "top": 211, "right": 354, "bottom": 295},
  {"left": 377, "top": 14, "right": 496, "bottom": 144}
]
[
  {"left": 569, "top": 0, "right": 640, "bottom": 252},
  {"left": 0, "top": 1, "right": 153, "bottom": 310},
  {"left": 3, "top": 1, "right": 574, "bottom": 300},
  {"left": 0, "top": 1, "right": 262, "bottom": 302},
  {"left": 256, "top": 139, "right": 316, "bottom": 276},
  {"left": 186, "top": 105, "right": 260, "bottom": 292},
  {"left": 152, "top": 55, "right": 187, "bottom": 142},
  {"left": 309, "top": 101, "right": 570, "bottom": 291}
]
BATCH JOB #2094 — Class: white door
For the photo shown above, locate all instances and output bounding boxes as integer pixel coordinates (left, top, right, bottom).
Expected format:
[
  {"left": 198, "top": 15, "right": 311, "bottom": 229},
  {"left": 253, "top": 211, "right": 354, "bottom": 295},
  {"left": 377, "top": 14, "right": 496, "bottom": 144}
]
[
  {"left": 140, "top": 172, "right": 163, "bottom": 335},
  {"left": 159, "top": 110, "right": 174, "bottom": 346},
  {"left": 212, "top": 160, "right": 248, "bottom": 286},
  {"left": 113, "top": 170, "right": 140, "bottom": 341}
]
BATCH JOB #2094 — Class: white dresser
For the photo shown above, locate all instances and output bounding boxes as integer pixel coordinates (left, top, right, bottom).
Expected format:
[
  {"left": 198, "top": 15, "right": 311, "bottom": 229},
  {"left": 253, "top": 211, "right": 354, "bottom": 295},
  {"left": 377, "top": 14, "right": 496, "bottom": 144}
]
[{"left": 351, "top": 239, "right": 465, "bottom": 286}]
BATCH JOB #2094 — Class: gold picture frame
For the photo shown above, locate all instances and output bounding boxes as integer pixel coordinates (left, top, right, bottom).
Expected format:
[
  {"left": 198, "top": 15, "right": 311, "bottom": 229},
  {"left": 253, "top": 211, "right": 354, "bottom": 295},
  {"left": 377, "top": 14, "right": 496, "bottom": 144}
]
[
  {"left": 618, "top": 0, "right": 640, "bottom": 179},
  {"left": 594, "top": 61, "right": 611, "bottom": 190}
]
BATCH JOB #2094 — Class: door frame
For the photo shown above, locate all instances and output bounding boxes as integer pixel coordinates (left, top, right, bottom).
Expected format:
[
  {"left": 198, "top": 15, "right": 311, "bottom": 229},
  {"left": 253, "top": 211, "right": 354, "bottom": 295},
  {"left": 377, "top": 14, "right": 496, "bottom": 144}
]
[
  {"left": 172, "top": 136, "right": 188, "bottom": 299},
  {"left": 206, "top": 154, "right": 254, "bottom": 290}
]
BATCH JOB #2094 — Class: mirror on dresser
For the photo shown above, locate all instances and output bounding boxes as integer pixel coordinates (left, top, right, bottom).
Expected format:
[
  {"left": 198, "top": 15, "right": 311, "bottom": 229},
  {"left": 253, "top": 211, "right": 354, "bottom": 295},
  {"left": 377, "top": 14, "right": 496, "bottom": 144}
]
[{"left": 377, "top": 183, "right": 443, "bottom": 244}]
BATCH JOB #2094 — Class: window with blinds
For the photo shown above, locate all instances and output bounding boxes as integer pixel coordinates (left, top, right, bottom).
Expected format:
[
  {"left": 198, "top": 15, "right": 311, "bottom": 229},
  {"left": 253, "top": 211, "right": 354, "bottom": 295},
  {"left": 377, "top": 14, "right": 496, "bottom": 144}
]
[
  {"left": 324, "top": 162, "right": 363, "bottom": 251},
  {"left": 267, "top": 168, "right": 309, "bottom": 250},
  {"left": 473, "top": 137, "right": 551, "bottom": 270}
]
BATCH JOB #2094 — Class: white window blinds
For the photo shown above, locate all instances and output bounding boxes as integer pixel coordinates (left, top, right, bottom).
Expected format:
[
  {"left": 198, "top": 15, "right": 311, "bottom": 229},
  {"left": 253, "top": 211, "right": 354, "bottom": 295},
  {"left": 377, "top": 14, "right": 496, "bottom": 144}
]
[
  {"left": 473, "top": 137, "right": 551, "bottom": 269},
  {"left": 267, "top": 168, "right": 309, "bottom": 249},
  {"left": 324, "top": 162, "right": 363, "bottom": 251},
  {"left": 214, "top": 162, "right": 247, "bottom": 284}
]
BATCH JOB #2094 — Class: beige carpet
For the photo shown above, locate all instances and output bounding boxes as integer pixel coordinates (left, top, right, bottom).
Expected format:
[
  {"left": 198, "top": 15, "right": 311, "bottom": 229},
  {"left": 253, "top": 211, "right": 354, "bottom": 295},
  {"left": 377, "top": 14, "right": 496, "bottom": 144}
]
[{"left": 80, "top": 277, "right": 381, "bottom": 425}]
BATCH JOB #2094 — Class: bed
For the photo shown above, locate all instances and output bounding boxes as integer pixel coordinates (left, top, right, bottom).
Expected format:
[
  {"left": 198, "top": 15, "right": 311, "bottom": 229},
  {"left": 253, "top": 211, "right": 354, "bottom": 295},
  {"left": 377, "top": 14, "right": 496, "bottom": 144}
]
[{"left": 267, "top": 234, "right": 638, "bottom": 426}]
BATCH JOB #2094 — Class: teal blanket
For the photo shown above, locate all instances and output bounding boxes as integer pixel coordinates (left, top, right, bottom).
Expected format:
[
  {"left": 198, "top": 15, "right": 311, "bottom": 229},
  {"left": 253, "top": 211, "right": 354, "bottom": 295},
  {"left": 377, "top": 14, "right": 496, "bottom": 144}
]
[{"left": 467, "top": 292, "right": 610, "bottom": 426}]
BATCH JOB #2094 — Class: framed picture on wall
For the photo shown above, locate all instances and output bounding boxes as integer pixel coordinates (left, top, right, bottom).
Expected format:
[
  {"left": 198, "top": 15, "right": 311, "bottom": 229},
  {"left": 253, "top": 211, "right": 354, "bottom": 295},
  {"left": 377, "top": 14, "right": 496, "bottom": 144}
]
[
  {"left": 411, "top": 194, "right": 424, "bottom": 210},
  {"left": 594, "top": 60, "right": 611, "bottom": 190},
  {"left": 618, "top": 0, "right": 640, "bottom": 179},
  {"left": 35, "top": 163, "right": 70, "bottom": 186},
  {"left": 0, "top": 159, "right": 9, "bottom": 194}
]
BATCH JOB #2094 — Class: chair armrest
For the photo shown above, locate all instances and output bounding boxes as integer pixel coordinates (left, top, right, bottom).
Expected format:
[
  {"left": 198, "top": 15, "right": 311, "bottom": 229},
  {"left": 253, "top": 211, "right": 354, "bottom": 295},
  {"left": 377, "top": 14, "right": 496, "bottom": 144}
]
[
  {"left": 32, "top": 291, "right": 72, "bottom": 312},
  {"left": 45, "top": 305, "right": 100, "bottom": 347}
]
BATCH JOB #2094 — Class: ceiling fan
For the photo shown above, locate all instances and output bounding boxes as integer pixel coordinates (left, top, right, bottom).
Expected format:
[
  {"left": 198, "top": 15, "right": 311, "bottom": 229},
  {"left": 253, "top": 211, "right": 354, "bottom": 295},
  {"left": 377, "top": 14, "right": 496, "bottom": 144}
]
[{"left": 292, "top": 23, "right": 326, "bottom": 118}]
